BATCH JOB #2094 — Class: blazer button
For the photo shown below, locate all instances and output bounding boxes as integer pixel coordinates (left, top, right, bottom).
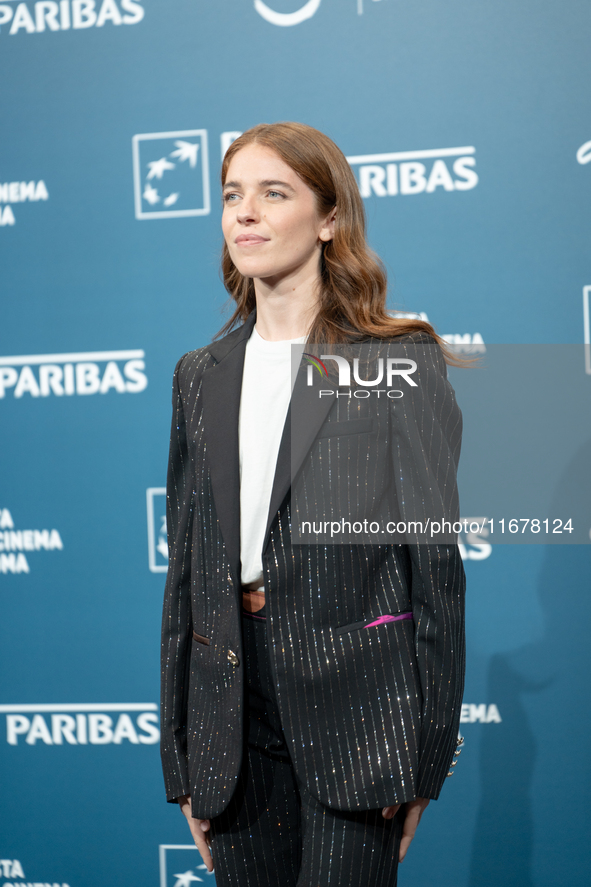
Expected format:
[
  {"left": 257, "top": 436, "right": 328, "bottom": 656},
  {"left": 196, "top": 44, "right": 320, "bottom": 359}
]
[{"left": 227, "top": 649, "right": 239, "bottom": 667}]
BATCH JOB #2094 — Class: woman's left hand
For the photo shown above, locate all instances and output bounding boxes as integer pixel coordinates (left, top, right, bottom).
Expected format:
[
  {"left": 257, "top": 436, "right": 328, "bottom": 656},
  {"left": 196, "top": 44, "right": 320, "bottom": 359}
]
[{"left": 382, "top": 797, "right": 430, "bottom": 862}]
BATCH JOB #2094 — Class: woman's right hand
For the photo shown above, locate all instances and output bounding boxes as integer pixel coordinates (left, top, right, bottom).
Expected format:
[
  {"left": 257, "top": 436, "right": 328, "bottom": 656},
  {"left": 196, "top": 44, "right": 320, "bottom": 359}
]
[{"left": 178, "top": 794, "right": 214, "bottom": 872}]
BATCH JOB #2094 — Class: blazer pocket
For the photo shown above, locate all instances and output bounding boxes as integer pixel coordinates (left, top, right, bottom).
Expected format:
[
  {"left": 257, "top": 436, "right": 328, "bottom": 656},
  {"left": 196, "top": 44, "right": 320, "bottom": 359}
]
[
  {"left": 192, "top": 630, "right": 210, "bottom": 646},
  {"left": 316, "top": 417, "right": 375, "bottom": 440},
  {"left": 334, "top": 611, "right": 413, "bottom": 636}
]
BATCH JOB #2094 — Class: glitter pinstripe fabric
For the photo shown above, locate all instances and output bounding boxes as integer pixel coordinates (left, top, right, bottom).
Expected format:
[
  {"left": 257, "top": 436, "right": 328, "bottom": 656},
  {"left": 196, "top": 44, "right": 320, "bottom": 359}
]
[
  {"left": 210, "top": 740, "right": 403, "bottom": 887},
  {"left": 160, "top": 314, "right": 466, "bottom": 823},
  {"left": 210, "top": 614, "right": 403, "bottom": 887}
]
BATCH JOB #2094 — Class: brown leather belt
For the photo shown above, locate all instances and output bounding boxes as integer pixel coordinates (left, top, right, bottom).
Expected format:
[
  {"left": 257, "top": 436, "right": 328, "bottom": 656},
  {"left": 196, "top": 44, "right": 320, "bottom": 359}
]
[{"left": 241, "top": 582, "right": 265, "bottom": 614}]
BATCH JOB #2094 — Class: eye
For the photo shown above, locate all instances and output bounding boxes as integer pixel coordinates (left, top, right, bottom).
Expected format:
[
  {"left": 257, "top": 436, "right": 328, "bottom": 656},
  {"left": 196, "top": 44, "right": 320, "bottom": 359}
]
[
  {"left": 223, "top": 191, "right": 240, "bottom": 203},
  {"left": 267, "top": 190, "right": 285, "bottom": 199}
]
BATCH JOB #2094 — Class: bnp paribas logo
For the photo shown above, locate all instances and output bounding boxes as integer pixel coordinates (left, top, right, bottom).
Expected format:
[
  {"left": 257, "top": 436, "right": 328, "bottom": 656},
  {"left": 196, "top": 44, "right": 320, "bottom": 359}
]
[{"left": 132, "top": 130, "right": 210, "bottom": 220}]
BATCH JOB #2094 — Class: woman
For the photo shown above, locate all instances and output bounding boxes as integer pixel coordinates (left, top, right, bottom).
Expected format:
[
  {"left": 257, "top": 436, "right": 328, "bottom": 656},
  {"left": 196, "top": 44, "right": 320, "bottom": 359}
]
[{"left": 160, "top": 122, "right": 465, "bottom": 886}]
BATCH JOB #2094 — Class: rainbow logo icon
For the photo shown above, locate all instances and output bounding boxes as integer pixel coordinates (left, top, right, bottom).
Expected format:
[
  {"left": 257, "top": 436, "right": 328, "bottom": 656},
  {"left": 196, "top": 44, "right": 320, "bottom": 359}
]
[{"left": 303, "top": 353, "right": 329, "bottom": 378}]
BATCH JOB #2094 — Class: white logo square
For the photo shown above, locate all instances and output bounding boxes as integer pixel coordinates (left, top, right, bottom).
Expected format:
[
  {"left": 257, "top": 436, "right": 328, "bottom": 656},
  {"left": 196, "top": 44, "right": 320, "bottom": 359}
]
[
  {"left": 584, "top": 285, "right": 591, "bottom": 375},
  {"left": 159, "top": 845, "right": 216, "bottom": 886},
  {"left": 132, "top": 130, "right": 210, "bottom": 219},
  {"left": 147, "top": 487, "right": 168, "bottom": 573}
]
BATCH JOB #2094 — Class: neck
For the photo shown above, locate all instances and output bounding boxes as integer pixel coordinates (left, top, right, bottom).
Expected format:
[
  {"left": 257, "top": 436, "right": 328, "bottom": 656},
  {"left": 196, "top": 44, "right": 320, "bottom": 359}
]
[{"left": 253, "top": 267, "right": 320, "bottom": 342}]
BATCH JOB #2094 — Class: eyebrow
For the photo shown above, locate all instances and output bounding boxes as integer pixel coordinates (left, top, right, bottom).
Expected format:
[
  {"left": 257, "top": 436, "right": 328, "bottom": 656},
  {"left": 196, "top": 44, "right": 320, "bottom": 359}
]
[{"left": 223, "top": 179, "right": 296, "bottom": 191}]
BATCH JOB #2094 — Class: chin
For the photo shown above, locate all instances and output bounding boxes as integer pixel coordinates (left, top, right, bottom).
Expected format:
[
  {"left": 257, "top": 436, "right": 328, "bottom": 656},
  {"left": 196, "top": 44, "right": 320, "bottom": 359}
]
[{"left": 232, "top": 261, "right": 274, "bottom": 279}]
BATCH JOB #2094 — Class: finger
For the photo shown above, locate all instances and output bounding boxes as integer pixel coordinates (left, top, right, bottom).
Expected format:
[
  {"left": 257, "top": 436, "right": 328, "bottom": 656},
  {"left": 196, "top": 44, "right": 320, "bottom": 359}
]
[
  {"left": 178, "top": 803, "right": 214, "bottom": 872},
  {"left": 187, "top": 819, "right": 214, "bottom": 872},
  {"left": 398, "top": 804, "right": 423, "bottom": 862},
  {"left": 381, "top": 804, "right": 400, "bottom": 820},
  {"left": 399, "top": 833, "right": 414, "bottom": 863}
]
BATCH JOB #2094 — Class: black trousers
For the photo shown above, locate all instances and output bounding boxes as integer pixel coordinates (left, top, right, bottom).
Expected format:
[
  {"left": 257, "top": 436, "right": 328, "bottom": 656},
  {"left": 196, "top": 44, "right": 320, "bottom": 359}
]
[{"left": 210, "top": 612, "right": 403, "bottom": 887}]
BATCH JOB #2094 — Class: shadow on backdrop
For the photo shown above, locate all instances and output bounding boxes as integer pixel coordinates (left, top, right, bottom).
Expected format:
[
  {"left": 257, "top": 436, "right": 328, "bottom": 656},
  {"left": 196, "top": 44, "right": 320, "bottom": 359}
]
[{"left": 469, "top": 437, "right": 591, "bottom": 886}]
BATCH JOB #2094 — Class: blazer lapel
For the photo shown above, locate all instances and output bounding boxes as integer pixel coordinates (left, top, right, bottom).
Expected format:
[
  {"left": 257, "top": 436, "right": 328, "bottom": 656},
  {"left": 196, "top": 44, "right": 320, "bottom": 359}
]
[
  {"left": 203, "top": 315, "right": 339, "bottom": 569},
  {"left": 201, "top": 313, "right": 255, "bottom": 584},
  {"left": 264, "top": 357, "right": 334, "bottom": 547}
]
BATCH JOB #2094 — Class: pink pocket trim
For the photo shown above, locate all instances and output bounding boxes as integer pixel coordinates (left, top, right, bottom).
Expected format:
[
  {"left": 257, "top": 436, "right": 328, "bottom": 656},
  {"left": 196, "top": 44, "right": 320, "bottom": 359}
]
[{"left": 364, "top": 612, "right": 413, "bottom": 628}]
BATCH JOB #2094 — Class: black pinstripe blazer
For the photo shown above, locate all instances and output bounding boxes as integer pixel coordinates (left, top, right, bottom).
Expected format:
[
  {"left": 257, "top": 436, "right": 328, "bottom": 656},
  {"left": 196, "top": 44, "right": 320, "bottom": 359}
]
[{"left": 160, "top": 312, "right": 466, "bottom": 820}]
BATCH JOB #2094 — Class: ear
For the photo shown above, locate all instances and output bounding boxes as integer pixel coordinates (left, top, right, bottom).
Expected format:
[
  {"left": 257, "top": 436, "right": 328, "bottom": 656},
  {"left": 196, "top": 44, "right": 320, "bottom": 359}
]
[{"left": 319, "top": 206, "right": 337, "bottom": 243}]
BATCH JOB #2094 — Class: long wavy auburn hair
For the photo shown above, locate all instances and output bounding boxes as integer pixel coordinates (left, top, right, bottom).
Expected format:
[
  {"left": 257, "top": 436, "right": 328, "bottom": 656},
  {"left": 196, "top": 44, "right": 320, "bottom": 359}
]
[{"left": 218, "top": 122, "right": 460, "bottom": 360}]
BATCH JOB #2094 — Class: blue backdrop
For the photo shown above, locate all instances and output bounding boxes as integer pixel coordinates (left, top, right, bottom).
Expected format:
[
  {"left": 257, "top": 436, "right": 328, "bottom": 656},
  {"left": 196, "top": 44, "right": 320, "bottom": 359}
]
[{"left": 1, "top": 2, "right": 590, "bottom": 885}]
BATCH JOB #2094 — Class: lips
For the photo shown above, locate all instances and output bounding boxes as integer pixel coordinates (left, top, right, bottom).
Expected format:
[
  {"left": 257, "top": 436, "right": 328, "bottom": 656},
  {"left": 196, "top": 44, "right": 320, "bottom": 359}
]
[{"left": 235, "top": 234, "right": 269, "bottom": 244}]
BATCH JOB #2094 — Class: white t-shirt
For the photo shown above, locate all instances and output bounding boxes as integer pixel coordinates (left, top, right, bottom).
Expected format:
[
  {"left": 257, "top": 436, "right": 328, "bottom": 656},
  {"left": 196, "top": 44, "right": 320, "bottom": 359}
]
[{"left": 238, "top": 327, "right": 306, "bottom": 586}]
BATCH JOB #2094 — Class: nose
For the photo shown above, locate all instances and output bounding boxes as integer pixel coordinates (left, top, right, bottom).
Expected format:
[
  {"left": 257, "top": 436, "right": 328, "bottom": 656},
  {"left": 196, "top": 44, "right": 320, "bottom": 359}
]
[{"left": 236, "top": 194, "right": 259, "bottom": 224}]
